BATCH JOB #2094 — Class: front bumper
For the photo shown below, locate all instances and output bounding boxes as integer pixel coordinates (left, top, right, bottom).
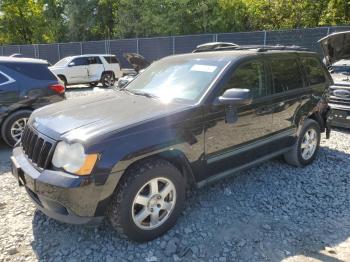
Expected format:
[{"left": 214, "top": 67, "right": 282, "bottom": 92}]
[
  {"left": 11, "top": 147, "right": 106, "bottom": 225},
  {"left": 328, "top": 107, "right": 350, "bottom": 129}
]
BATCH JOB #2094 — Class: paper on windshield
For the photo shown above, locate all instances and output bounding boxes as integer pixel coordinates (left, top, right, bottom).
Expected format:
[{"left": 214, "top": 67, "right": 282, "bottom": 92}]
[{"left": 190, "top": 64, "right": 217, "bottom": 73}]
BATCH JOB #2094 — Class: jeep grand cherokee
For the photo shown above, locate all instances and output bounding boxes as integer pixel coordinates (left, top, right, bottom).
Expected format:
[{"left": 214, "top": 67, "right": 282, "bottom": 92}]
[{"left": 11, "top": 44, "right": 331, "bottom": 242}]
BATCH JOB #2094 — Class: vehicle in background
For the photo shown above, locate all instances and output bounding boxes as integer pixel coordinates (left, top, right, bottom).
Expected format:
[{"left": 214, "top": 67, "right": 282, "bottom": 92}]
[
  {"left": 10, "top": 53, "right": 25, "bottom": 58},
  {"left": 319, "top": 31, "right": 350, "bottom": 128},
  {"left": 49, "top": 54, "right": 123, "bottom": 88},
  {"left": 117, "top": 53, "right": 150, "bottom": 88},
  {"left": 0, "top": 57, "right": 65, "bottom": 146},
  {"left": 11, "top": 44, "right": 331, "bottom": 242}
]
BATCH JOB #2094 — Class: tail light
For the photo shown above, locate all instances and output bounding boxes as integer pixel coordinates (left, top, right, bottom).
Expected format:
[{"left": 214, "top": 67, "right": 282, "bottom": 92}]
[{"left": 49, "top": 83, "right": 65, "bottom": 94}]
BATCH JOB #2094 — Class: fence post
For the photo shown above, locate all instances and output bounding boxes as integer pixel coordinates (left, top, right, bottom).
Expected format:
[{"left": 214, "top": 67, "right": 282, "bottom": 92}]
[
  {"left": 35, "top": 44, "right": 38, "bottom": 59},
  {"left": 136, "top": 38, "right": 139, "bottom": 54},
  {"left": 80, "top": 42, "right": 83, "bottom": 55},
  {"left": 172, "top": 36, "right": 175, "bottom": 55},
  {"left": 327, "top": 27, "right": 330, "bottom": 35},
  {"left": 263, "top": 30, "right": 267, "bottom": 46},
  {"left": 57, "top": 43, "right": 61, "bottom": 60}
]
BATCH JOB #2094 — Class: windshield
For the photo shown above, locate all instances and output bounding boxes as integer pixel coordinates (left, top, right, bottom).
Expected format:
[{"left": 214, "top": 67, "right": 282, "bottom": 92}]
[
  {"left": 125, "top": 58, "right": 229, "bottom": 103},
  {"left": 54, "top": 57, "right": 71, "bottom": 67}
]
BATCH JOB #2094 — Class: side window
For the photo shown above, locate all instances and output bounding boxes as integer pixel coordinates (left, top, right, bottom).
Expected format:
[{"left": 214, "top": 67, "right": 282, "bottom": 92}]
[
  {"left": 225, "top": 60, "right": 267, "bottom": 98},
  {"left": 270, "top": 58, "right": 303, "bottom": 93},
  {"left": 301, "top": 57, "right": 326, "bottom": 85},
  {"left": 72, "top": 57, "right": 89, "bottom": 66},
  {"left": 103, "top": 56, "right": 119, "bottom": 64},
  {"left": 89, "top": 57, "right": 102, "bottom": 65}
]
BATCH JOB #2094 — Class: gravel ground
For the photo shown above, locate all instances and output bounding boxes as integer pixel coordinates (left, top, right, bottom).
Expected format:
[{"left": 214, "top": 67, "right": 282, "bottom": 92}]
[{"left": 1, "top": 87, "right": 350, "bottom": 262}]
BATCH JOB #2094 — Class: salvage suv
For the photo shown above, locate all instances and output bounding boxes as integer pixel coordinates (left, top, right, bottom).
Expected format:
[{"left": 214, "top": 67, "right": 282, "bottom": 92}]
[
  {"left": 49, "top": 54, "right": 123, "bottom": 88},
  {"left": 319, "top": 31, "right": 350, "bottom": 128},
  {"left": 11, "top": 44, "right": 331, "bottom": 242}
]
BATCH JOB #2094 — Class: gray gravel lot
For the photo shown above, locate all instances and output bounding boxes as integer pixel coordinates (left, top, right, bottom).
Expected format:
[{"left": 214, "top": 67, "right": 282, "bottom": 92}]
[{"left": 1, "top": 86, "right": 350, "bottom": 262}]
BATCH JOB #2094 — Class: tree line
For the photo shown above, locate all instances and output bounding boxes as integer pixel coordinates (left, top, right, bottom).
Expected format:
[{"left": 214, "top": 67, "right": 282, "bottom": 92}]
[{"left": 0, "top": 0, "right": 349, "bottom": 45}]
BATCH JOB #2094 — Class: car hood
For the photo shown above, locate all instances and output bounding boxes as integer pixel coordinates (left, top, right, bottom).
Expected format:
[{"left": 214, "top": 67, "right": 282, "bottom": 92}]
[
  {"left": 29, "top": 91, "right": 192, "bottom": 143},
  {"left": 319, "top": 31, "right": 350, "bottom": 65},
  {"left": 124, "top": 53, "right": 150, "bottom": 72}
]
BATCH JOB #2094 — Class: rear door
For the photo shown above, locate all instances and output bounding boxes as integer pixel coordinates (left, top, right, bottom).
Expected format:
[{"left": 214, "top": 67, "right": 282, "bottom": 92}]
[
  {"left": 87, "top": 56, "right": 103, "bottom": 82},
  {"left": 67, "top": 57, "right": 89, "bottom": 84},
  {"left": 268, "top": 54, "right": 306, "bottom": 142}
]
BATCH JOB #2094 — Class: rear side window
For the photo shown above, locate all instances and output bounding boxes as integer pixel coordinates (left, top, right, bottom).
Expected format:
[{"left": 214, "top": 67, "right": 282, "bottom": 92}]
[
  {"left": 3, "top": 63, "right": 56, "bottom": 80},
  {"left": 103, "top": 56, "right": 119, "bottom": 64},
  {"left": 88, "top": 57, "right": 102, "bottom": 64},
  {"left": 301, "top": 57, "right": 326, "bottom": 85},
  {"left": 225, "top": 60, "right": 267, "bottom": 98},
  {"left": 270, "top": 58, "right": 303, "bottom": 93}
]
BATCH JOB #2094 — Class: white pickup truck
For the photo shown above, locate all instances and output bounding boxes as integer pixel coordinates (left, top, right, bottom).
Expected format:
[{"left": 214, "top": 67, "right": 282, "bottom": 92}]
[{"left": 49, "top": 54, "right": 123, "bottom": 87}]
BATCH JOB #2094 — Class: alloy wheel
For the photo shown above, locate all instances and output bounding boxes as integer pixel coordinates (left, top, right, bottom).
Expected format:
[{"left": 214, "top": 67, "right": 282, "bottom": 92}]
[
  {"left": 10, "top": 117, "right": 28, "bottom": 143},
  {"left": 301, "top": 128, "right": 318, "bottom": 160},
  {"left": 132, "top": 177, "right": 176, "bottom": 230}
]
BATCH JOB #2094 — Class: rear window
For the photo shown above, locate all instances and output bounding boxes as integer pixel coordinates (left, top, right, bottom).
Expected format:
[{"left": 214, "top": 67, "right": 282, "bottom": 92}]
[
  {"left": 103, "top": 56, "right": 119, "bottom": 64},
  {"left": 270, "top": 58, "right": 303, "bottom": 93},
  {"left": 3, "top": 62, "right": 56, "bottom": 80},
  {"left": 301, "top": 57, "right": 327, "bottom": 85}
]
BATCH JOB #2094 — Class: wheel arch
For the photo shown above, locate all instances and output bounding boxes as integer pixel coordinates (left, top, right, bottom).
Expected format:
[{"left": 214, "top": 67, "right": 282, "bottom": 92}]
[
  {"left": 0, "top": 106, "right": 33, "bottom": 127},
  {"left": 117, "top": 149, "right": 196, "bottom": 188}
]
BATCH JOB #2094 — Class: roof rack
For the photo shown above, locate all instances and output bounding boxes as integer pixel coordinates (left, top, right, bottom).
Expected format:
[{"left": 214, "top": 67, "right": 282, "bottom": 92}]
[{"left": 192, "top": 42, "right": 309, "bottom": 53}]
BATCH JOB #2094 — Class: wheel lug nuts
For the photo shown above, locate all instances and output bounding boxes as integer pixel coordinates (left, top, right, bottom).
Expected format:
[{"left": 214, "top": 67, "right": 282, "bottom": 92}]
[{"left": 150, "top": 208, "right": 154, "bottom": 212}]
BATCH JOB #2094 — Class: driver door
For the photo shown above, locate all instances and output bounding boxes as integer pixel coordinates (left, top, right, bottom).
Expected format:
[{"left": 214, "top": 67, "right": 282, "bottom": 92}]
[
  {"left": 67, "top": 57, "right": 89, "bottom": 84},
  {"left": 202, "top": 58, "right": 274, "bottom": 181}
]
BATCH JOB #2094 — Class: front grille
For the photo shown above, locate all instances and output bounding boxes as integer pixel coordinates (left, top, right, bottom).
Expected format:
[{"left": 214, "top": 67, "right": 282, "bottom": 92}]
[
  {"left": 330, "top": 96, "right": 350, "bottom": 107},
  {"left": 21, "top": 126, "right": 56, "bottom": 169}
]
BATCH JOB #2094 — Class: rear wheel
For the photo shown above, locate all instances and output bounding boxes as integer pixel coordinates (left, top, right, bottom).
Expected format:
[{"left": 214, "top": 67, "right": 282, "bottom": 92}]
[
  {"left": 101, "top": 72, "right": 115, "bottom": 87},
  {"left": 284, "top": 119, "right": 321, "bottom": 167},
  {"left": 1, "top": 110, "right": 32, "bottom": 147},
  {"left": 107, "top": 159, "right": 185, "bottom": 242}
]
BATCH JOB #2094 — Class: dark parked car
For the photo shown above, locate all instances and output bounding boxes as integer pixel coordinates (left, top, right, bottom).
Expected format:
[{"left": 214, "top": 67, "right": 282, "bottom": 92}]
[
  {"left": 0, "top": 57, "right": 65, "bottom": 146},
  {"left": 319, "top": 31, "right": 350, "bottom": 128},
  {"left": 11, "top": 45, "right": 331, "bottom": 242}
]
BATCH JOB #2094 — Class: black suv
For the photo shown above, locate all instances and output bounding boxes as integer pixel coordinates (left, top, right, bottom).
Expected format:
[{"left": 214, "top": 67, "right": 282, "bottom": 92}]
[
  {"left": 0, "top": 57, "right": 65, "bottom": 146},
  {"left": 11, "top": 45, "right": 331, "bottom": 242}
]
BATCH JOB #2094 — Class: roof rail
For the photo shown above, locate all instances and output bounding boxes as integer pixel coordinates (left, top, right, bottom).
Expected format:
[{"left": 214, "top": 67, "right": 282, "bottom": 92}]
[
  {"left": 192, "top": 42, "right": 240, "bottom": 53},
  {"left": 192, "top": 42, "right": 309, "bottom": 53}
]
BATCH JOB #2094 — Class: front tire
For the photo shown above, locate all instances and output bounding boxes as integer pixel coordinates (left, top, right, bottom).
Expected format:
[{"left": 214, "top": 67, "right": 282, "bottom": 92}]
[
  {"left": 284, "top": 119, "right": 321, "bottom": 167},
  {"left": 107, "top": 159, "right": 185, "bottom": 242},
  {"left": 1, "top": 110, "right": 32, "bottom": 147}
]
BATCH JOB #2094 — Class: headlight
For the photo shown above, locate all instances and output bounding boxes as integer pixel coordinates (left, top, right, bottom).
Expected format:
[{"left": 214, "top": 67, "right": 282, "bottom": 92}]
[{"left": 52, "top": 141, "right": 98, "bottom": 175}]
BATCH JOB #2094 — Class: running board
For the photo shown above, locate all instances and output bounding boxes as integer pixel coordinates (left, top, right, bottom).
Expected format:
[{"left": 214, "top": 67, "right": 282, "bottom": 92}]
[{"left": 196, "top": 146, "right": 293, "bottom": 188}]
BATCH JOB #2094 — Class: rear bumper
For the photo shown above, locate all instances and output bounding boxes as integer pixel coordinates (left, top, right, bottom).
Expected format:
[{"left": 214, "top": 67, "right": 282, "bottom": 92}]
[{"left": 10, "top": 147, "right": 114, "bottom": 225}]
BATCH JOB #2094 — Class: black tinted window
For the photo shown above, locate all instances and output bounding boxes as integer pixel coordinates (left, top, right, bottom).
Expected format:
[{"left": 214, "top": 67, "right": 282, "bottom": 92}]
[
  {"left": 270, "top": 58, "right": 303, "bottom": 93},
  {"left": 225, "top": 60, "right": 267, "bottom": 98},
  {"left": 88, "top": 57, "right": 102, "bottom": 64},
  {"left": 104, "top": 56, "right": 119, "bottom": 64},
  {"left": 0, "top": 73, "right": 8, "bottom": 84},
  {"left": 301, "top": 57, "right": 326, "bottom": 85},
  {"left": 72, "top": 57, "right": 89, "bottom": 66},
  {"left": 3, "top": 63, "right": 56, "bottom": 80}
]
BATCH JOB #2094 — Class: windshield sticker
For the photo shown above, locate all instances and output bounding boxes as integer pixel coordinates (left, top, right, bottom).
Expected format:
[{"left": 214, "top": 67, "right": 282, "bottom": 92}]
[{"left": 190, "top": 64, "right": 217, "bottom": 73}]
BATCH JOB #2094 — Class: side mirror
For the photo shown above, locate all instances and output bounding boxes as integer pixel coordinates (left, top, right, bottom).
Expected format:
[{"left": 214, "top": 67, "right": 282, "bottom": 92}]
[
  {"left": 68, "top": 62, "right": 75, "bottom": 67},
  {"left": 218, "top": 88, "right": 252, "bottom": 106}
]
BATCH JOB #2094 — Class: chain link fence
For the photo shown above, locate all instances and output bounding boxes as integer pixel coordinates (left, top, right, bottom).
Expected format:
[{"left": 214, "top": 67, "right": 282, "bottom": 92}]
[{"left": 1, "top": 26, "right": 350, "bottom": 67}]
